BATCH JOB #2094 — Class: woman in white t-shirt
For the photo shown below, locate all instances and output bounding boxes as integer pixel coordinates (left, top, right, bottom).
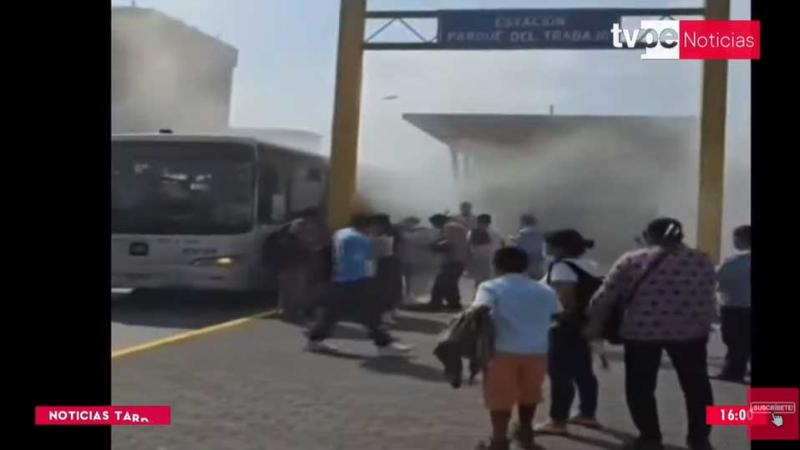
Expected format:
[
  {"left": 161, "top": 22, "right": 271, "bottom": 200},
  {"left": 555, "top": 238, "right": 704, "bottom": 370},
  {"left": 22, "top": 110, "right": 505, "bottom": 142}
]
[{"left": 536, "top": 229, "right": 603, "bottom": 435}]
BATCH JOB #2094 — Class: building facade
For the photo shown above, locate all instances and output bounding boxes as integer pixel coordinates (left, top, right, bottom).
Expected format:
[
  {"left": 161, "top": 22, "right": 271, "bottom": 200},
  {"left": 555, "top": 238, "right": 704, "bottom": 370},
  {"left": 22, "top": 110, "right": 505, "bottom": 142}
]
[{"left": 112, "top": 7, "right": 238, "bottom": 133}]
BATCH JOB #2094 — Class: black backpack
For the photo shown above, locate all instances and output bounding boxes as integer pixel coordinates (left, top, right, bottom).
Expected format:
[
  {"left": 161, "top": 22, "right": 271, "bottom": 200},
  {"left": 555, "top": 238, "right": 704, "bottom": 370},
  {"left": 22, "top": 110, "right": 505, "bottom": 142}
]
[{"left": 546, "top": 260, "right": 603, "bottom": 324}]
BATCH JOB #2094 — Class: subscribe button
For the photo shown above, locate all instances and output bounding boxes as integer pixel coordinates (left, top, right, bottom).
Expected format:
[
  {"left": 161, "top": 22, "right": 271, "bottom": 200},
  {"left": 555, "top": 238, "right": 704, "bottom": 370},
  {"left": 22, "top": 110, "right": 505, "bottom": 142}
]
[
  {"left": 35, "top": 406, "right": 170, "bottom": 426},
  {"left": 707, "top": 388, "right": 799, "bottom": 441}
]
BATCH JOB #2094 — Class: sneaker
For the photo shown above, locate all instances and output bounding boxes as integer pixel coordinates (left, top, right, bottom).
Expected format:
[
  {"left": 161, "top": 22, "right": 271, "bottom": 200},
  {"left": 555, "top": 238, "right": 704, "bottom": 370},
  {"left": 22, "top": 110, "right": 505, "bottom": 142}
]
[
  {"left": 534, "top": 420, "right": 569, "bottom": 436},
  {"left": 621, "top": 438, "right": 665, "bottom": 450},
  {"left": 382, "top": 311, "right": 398, "bottom": 325},
  {"left": 304, "top": 340, "right": 339, "bottom": 354},
  {"left": 445, "top": 304, "right": 463, "bottom": 312},
  {"left": 569, "top": 413, "right": 603, "bottom": 429},
  {"left": 376, "top": 342, "right": 413, "bottom": 357}
]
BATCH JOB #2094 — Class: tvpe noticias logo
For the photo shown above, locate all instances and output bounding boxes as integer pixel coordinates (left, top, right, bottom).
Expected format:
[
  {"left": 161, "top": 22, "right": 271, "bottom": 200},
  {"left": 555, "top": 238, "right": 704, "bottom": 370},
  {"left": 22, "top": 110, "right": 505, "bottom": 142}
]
[{"left": 611, "top": 20, "right": 760, "bottom": 60}]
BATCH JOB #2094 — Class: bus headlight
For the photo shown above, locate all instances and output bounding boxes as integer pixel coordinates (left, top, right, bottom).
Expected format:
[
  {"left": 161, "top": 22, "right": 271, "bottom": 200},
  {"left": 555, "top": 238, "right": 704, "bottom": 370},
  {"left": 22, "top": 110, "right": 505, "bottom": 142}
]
[{"left": 191, "top": 256, "right": 241, "bottom": 267}]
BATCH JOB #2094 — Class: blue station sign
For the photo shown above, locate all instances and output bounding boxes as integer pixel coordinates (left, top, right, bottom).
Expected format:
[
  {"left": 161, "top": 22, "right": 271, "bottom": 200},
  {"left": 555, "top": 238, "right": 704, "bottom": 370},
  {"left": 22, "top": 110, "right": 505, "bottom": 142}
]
[{"left": 437, "top": 9, "right": 621, "bottom": 50}]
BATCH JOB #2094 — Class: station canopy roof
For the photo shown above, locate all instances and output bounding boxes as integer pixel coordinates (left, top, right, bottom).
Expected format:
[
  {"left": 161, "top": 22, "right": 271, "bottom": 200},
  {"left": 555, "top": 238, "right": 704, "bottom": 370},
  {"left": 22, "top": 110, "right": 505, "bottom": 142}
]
[{"left": 403, "top": 113, "right": 696, "bottom": 148}]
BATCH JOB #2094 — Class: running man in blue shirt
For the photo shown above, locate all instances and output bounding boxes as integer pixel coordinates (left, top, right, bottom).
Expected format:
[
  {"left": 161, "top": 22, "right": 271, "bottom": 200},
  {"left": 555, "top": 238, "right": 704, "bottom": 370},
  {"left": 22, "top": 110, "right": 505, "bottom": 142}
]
[{"left": 306, "top": 214, "right": 412, "bottom": 357}]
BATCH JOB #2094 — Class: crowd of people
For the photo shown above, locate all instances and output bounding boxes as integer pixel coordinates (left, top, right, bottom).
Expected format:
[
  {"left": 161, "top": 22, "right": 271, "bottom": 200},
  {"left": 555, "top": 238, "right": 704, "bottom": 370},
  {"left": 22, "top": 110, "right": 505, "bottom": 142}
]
[
  {"left": 265, "top": 203, "right": 751, "bottom": 450},
  {"left": 268, "top": 201, "right": 547, "bottom": 323}
]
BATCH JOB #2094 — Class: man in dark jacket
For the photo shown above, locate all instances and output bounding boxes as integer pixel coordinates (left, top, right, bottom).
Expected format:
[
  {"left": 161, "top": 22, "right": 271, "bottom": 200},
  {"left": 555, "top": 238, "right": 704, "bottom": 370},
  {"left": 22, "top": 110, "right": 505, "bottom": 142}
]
[
  {"left": 267, "top": 209, "right": 328, "bottom": 323},
  {"left": 372, "top": 214, "right": 404, "bottom": 321}
]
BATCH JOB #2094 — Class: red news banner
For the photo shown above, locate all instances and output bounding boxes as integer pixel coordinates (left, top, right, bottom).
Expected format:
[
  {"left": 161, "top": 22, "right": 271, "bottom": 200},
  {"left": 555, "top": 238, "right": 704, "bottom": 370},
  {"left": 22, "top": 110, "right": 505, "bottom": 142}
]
[
  {"left": 35, "top": 406, "right": 170, "bottom": 426},
  {"left": 706, "top": 388, "right": 798, "bottom": 441},
  {"left": 679, "top": 20, "right": 760, "bottom": 60}
]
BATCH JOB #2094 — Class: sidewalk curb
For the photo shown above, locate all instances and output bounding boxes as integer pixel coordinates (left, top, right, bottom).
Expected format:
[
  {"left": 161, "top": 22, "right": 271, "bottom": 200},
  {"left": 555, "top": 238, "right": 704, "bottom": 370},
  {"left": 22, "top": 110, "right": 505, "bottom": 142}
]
[{"left": 112, "top": 309, "right": 281, "bottom": 360}]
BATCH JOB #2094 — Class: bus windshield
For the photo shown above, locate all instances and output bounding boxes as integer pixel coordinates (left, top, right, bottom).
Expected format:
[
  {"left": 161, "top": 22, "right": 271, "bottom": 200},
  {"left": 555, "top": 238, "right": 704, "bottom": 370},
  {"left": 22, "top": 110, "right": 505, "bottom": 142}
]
[{"left": 112, "top": 140, "right": 256, "bottom": 235}]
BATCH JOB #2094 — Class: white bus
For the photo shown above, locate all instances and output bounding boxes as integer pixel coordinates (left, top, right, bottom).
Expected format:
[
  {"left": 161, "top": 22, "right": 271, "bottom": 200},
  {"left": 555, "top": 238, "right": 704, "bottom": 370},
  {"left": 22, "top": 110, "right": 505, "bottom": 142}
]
[{"left": 111, "top": 132, "right": 328, "bottom": 294}]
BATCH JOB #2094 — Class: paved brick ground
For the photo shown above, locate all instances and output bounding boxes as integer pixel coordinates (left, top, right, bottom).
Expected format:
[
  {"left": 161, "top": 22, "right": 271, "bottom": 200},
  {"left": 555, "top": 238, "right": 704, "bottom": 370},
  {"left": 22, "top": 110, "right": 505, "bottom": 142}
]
[{"left": 112, "top": 307, "right": 748, "bottom": 450}]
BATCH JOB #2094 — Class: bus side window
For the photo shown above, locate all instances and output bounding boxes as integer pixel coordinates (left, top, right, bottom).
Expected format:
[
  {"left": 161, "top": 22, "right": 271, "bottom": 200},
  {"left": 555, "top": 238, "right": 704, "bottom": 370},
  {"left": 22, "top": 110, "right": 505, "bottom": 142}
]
[
  {"left": 258, "top": 163, "right": 286, "bottom": 224},
  {"left": 289, "top": 166, "right": 325, "bottom": 215},
  {"left": 307, "top": 168, "right": 322, "bottom": 182}
]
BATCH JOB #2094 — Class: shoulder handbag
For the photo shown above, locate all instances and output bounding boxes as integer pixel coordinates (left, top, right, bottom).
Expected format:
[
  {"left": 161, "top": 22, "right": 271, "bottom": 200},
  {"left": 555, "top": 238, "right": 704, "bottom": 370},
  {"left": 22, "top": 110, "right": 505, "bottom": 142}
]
[{"left": 602, "top": 251, "right": 672, "bottom": 344}]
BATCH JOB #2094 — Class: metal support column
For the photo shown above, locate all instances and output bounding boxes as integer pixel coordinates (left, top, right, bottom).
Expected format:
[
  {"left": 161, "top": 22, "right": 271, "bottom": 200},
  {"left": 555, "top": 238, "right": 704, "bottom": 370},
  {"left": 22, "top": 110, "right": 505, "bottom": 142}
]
[
  {"left": 696, "top": 0, "right": 730, "bottom": 262},
  {"left": 450, "top": 148, "right": 460, "bottom": 180},
  {"left": 326, "top": 0, "right": 367, "bottom": 231}
]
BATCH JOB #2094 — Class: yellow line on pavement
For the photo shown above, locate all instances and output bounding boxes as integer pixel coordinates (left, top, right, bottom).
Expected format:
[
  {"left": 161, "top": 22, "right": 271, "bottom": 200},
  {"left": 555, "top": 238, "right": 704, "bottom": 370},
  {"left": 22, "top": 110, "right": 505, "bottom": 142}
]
[{"left": 112, "top": 309, "right": 281, "bottom": 360}]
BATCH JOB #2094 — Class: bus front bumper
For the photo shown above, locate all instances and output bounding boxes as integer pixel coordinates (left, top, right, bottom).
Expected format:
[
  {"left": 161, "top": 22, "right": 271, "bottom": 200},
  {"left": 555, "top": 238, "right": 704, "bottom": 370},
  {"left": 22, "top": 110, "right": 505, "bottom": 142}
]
[{"left": 111, "top": 265, "right": 258, "bottom": 292}]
